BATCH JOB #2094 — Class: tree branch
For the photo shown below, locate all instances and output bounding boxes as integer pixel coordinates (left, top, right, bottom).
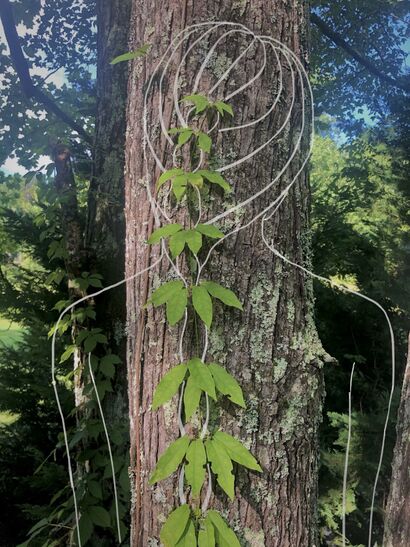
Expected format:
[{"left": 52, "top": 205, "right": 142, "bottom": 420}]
[
  {"left": 311, "top": 12, "right": 410, "bottom": 93},
  {"left": 0, "top": 0, "right": 93, "bottom": 144}
]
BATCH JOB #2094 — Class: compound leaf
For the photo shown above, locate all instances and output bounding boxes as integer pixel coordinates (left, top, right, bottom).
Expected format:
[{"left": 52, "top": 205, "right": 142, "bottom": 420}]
[
  {"left": 151, "top": 280, "right": 184, "bottom": 307},
  {"left": 213, "top": 431, "right": 262, "bottom": 472},
  {"left": 188, "top": 358, "right": 216, "bottom": 400},
  {"left": 202, "top": 281, "right": 243, "bottom": 310},
  {"left": 148, "top": 223, "right": 183, "bottom": 244}
]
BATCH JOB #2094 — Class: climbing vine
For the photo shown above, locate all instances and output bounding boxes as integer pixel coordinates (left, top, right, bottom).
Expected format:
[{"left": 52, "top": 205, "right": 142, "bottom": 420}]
[{"left": 147, "top": 94, "right": 262, "bottom": 546}]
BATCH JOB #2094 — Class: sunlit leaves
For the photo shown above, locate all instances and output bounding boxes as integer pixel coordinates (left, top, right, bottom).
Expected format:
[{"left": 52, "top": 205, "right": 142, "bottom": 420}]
[
  {"left": 149, "top": 436, "right": 191, "bottom": 484},
  {"left": 149, "top": 280, "right": 187, "bottom": 325},
  {"left": 148, "top": 223, "right": 223, "bottom": 258},
  {"left": 181, "top": 94, "right": 234, "bottom": 118},
  {"left": 156, "top": 168, "right": 231, "bottom": 199},
  {"left": 148, "top": 223, "right": 183, "bottom": 244},
  {"left": 152, "top": 364, "right": 188, "bottom": 409},
  {"left": 183, "top": 375, "right": 202, "bottom": 420},
  {"left": 198, "top": 517, "right": 215, "bottom": 547},
  {"left": 202, "top": 281, "right": 243, "bottom": 310}
]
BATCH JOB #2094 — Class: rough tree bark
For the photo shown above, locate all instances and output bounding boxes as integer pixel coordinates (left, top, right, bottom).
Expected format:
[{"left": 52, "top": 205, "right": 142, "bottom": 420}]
[
  {"left": 383, "top": 334, "right": 410, "bottom": 546},
  {"left": 125, "top": 2, "right": 326, "bottom": 546},
  {"left": 85, "top": 0, "right": 132, "bottom": 414}
]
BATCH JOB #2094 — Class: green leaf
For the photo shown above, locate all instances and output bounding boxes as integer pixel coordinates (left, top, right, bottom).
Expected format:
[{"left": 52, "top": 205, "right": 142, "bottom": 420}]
[
  {"left": 110, "top": 43, "right": 150, "bottom": 64},
  {"left": 172, "top": 174, "right": 189, "bottom": 200},
  {"left": 88, "top": 505, "right": 111, "bottom": 528},
  {"left": 198, "top": 517, "right": 215, "bottom": 547},
  {"left": 187, "top": 172, "right": 204, "bottom": 187},
  {"left": 184, "top": 230, "right": 202, "bottom": 255},
  {"left": 208, "top": 363, "right": 245, "bottom": 407},
  {"left": 178, "top": 129, "right": 194, "bottom": 147},
  {"left": 176, "top": 518, "right": 197, "bottom": 547},
  {"left": 188, "top": 358, "right": 216, "bottom": 400},
  {"left": 192, "top": 285, "right": 213, "bottom": 327},
  {"left": 195, "top": 224, "right": 224, "bottom": 239},
  {"left": 169, "top": 231, "right": 187, "bottom": 258},
  {"left": 166, "top": 286, "right": 188, "bottom": 326},
  {"left": 152, "top": 363, "right": 188, "bottom": 409},
  {"left": 197, "top": 170, "right": 231, "bottom": 193},
  {"left": 183, "top": 375, "right": 202, "bottom": 420},
  {"left": 214, "top": 100, "right": 234, "bottom": 117},
  {"left": 206, "top": 511, "right": 240, "bottom": 547},
  {"left": 157, "top": 168, "right": 184, "bottom": 190},
  {"left": 197, "top": 132, "right": 212, "bottom": 153},
  {"left": 60, "top": 345, "right": 75, "bottom": 363},
  {"left": 185, "top": 439, "right": 207, "bottom": 496},
  {"left": 205, "top": 439, "right": 234, "bottom": 499},
  {"left": 148, "top": 223, "right": 183, "bottom": 244},
  {"left": 151, "top": 280, "right": 184, "bottom": 306},
  {"left": 88, "top": 480, "right": 103, "bottom": 500},
  {"left": 79, "top": 514, "right": 93, "bottom": 544},
  {"left": 213, "top": 431, "right": 262, "bottom": 472},
  {"left": 202, "top": 281, "right": 243, "bottom": 310},
  {"left": 99, "top": 358, "right": 115, "bottom": 379},
  {"left": 182, "top": 94, "right": 210, "bottom": 114},
  {"left": 149, "top": 436, "right": 191, "bottom": 484},
  {"left": 160, "top": 504, "right": 191, "bottom": 547}
]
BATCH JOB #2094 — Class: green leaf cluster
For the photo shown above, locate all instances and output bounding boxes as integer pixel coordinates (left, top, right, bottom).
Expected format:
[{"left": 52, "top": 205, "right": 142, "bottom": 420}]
[
  {"left": 148, "top": 223, "right": 223, "bottom": 258},
  {"left": 181, "top": 94, "right": 234, "bottom": 118},
  {"left": 156, "top": 169, "right": 231, "bottom": 200}
]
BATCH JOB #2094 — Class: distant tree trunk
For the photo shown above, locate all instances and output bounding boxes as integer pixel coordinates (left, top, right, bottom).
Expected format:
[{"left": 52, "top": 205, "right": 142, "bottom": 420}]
[
  {"left": 383, "top": 334, "right": 410, "bottom": 546},
  {"left": 125, "top": 2, "right": 325, "bottom": 545},
  {"left": 86, "top": 0, "right": 132, "bottom": 416}
]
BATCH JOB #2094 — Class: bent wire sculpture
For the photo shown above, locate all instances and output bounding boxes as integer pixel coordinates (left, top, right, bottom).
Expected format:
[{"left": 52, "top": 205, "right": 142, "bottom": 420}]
[{"left": 51, "top": 21, "right": 395, "bottom": 547}]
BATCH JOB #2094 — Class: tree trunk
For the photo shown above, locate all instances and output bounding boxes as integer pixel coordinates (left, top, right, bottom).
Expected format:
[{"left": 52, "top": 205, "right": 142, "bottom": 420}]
[
  {"left": 125, "top": 2, "right": 325, "bottom": 545},
  {"left": 86, "top": 0, "right": 131, "bottom": 403},
  {"left": 383, "top": 334, "right": 410, "bottom": 546}
]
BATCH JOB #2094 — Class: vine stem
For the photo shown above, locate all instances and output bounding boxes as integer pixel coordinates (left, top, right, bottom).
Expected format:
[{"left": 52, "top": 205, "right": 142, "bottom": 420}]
[
  {"left": 342, "top": 362, "right": 355, "bottom": 546},
  {"left": 88, "top": 354, "right": 122, "bottom": 544}
]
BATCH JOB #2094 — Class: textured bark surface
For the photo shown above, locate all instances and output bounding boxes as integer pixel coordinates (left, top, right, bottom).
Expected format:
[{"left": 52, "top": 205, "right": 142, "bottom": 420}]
[
  {"left": 383, "top": 334, "right": 410, "bottom": 546},
  {"left": 86, "top": 0, "right": 132, "bottom": 416},
  {"left": 125, "top": 2, "right": 325, "bottom": 546}
]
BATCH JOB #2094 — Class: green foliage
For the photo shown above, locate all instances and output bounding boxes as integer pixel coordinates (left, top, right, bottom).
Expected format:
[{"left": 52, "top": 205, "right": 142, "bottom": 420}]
[
  {"left": 160, "top": 505, "right": 191, "bottom": 547},
  {"left": 185, "top": 439, "right": 207, "bottom": 496},
  {"left": 110, "top": 43, "right": 150, "bottom": 65},
  {"left": 181, "top": 94, "right": 234, "bottom": 118},
  {"left": 152, "top": 363, "right": 188, "bottom": 409},
  {"left": 156, "top": 168, "right": 231, "bottom": 200}
]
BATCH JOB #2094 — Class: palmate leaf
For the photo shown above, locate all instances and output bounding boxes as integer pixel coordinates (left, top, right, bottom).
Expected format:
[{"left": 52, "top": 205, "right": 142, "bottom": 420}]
[
  {"left": 149, "top": 436, "right": 191, "bottom": 484},
  {"left": 205, "top": 439, "right": 234, "bottom": 499},
  {"left": 148, "top": 223, "right": 183, "bottom": 244},
  {"left": 208, "top": 363, "right": 245, "bottom": 407},
  {"left": 198, "top": 517, "right": 215, "bottom": 547},
  {"left": 149, "top": 280, "right": 187, "bottom": 326},
  {"left": 188, "top": 358, "right": 216, "bottom": 400},
  {"left": 202, "top": 281, "right": 243, "bottom": 310},
  {"left": 182, "top": 94, "right": 210, "bottom": 114},
  {"left": 206, "top": 511, "right": 240, "bottom": 547},
  {"left": 196, "top": 170, "right": 231, "bottom": 193},
  {"left": 160, "top": 504, "right": 190, "bottom": 547},
  {"left": 213, "top": 431, "right": 262, "bottom": 472},
  {"left": 195, "top": 223, "right": 224, "bottom": 239},
  {"left": 156, "top": 168, "right": 184, "bottom": 190},
  {"left": 152, "top": 363, "right": 188, "bottom": 409},
  {"left": 169, "top": 230, "right": 202, "bottom": 258},
  {"left": 183, "top": 374, "right": 202, "bottom": 420},
  {"left": 192, "top": 285, "right": 213, "bottom": 327},
  {"left": 185, "top": 439, "right": 207, "bottom": 496}
]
